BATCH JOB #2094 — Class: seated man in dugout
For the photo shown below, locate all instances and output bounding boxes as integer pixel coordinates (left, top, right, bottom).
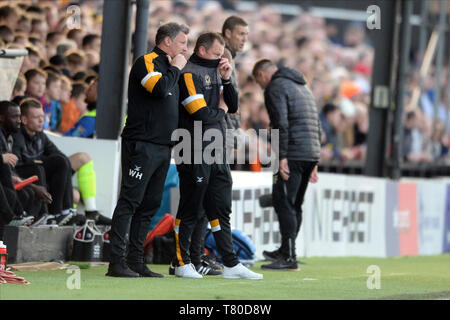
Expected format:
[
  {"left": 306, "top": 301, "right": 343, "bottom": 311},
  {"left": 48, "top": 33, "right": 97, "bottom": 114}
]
[
  {"left": 12, "top": 97, "right": 76, "bottom": 226},
  {"left": 11, "top": 96, "right": 111, "bottom": 226}
]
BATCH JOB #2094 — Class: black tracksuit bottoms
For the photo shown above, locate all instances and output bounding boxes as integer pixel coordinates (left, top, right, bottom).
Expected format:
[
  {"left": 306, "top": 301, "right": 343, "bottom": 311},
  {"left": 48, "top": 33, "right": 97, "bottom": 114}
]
[
  {"left": 189, "top": 214, "right": 208, "bottom": 266},
  {"left": 174, "top": 163, "right": 239, "bottom": 268},
  {"left": 272, "top": 160, "right": 317, "bottom": 257},
  {"left": 110, "top": 139, "right": 171, "bottom": 265}
]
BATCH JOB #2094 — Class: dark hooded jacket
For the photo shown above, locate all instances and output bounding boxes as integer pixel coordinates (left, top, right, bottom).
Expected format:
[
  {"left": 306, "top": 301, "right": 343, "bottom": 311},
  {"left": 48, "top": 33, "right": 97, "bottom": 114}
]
[{"left": 264, "top": 67, "right": 321, "bottom": 161}]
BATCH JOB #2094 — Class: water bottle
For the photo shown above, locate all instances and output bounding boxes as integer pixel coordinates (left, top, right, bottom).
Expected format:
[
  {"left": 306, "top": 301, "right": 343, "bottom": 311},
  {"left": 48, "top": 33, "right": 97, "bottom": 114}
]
[{"left": 0, "top": 241, "right": 7, "bottom": 271}]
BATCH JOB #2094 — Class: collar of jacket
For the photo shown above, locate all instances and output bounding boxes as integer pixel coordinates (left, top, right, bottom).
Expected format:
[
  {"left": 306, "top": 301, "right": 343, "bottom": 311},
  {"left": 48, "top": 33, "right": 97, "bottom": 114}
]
[
  {"left": 152, "top": 46, "right": 170, "bottom": 63},
  {"left": 189, "top": 53, "right": 220, "bottom": 68},
  {"left": 225, "top": 44, "right": 236, "bottom": 59},
  {"left": 20, "top": 124, "right": 37, "bottom": 141}
]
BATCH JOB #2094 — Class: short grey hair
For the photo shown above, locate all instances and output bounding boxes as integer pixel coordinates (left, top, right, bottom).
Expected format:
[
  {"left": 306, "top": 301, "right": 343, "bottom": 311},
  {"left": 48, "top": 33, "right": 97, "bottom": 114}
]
[{"left": 155, "top": 22, "right": 189, "bottom": 45}]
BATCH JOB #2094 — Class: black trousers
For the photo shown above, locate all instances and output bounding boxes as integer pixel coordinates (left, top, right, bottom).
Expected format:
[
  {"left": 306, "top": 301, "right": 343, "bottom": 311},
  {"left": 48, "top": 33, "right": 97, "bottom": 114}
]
[
  {"left": 0, "top": 163, "right": 41, "bottom": 216},
  {"left": 272, "top": 160, "right": 317, "bottom": 258},
  {"left": 15, "top": 153, "right": 73, "bottom": 215},
  {"left": 0, "top": 164, "right": 25, "bottom": 239},
  {"left": 174, "top": 163, "right": 239, "bottom": 268},
  {"left": 110, "top": 139, "right": 171, "bottom": 265}
]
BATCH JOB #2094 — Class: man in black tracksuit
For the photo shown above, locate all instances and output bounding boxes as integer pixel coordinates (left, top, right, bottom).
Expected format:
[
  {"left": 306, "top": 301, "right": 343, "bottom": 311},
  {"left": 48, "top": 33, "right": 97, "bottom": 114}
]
[
  {"left": 180, "top": 17, "right": 250, "bottom": 275},
  {"left": 172, "top": 32, "right": 262, "bottom": 280},
  {"left": 252, "top": 59, "right": 321, "bottom": 270},
  {"left": 107, "top": 22, "right": 189, "bottom": 278},
  {"left": 12, "top": 98, "right": 74, "bottom": 225}
]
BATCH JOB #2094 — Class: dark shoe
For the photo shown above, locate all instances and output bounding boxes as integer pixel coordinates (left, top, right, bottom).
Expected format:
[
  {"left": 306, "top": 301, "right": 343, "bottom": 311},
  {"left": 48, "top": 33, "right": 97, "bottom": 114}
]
[
  {"left": 200, "top": 254, "right": 223, "bottom": 270},
  {"left": 262, "top": 248, "right": 282, "bottom": 261},
  {"left": 106, "top": 262, "right": 140, "bottom": 277},
  {"left": 261, "top": 257, "right": 299, "bottom": 271},
  {"left": 86, "top": 210, "right": 112, "bottom": 225},
  {"left": 169, "top": 262, "right": 175, "bottom": 275},
  {"left": 195, "top": 263, "right": 223, "bottom": 276},
  {"left": 128, "top": 263, "right": 164, "bottom": 278}
]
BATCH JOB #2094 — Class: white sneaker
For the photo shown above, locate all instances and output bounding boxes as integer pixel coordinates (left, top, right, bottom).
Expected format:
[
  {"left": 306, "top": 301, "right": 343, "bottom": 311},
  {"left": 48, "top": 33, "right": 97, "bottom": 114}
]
[
  {"left": 223, "top": 263, "right": 263, "bottom": 280},
  {"left": 175, "top": 263, "right": 203, "bottom": 279}
]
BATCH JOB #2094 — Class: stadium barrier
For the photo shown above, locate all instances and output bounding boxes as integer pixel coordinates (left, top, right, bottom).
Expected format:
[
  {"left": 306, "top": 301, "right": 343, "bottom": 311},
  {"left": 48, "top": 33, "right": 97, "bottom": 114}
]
[
  {"left": 173, "top": 171, "right": 450, "bottom": 259},
  {"left": 44, "top": 136, "right": 450, "bottom": 259}
]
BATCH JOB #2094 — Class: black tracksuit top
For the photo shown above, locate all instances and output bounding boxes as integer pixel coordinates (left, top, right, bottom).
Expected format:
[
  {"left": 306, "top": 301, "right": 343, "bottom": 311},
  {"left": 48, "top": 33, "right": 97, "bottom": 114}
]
[
  {"left": 122, "top": 46, "right": 181, "bottom": 146},
  {"left": 177, "top": 53, "right": 238, "bottom": 160}
]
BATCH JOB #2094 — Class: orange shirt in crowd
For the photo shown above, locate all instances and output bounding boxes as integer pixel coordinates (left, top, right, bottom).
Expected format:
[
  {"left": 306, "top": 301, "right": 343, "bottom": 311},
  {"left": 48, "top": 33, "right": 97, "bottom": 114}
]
[{"left": 60, "top": 99, "right": 81, "bottom": 132}]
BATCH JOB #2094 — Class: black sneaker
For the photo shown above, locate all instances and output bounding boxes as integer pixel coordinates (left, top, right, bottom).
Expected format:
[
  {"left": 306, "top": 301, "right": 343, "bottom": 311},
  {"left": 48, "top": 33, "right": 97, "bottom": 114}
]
[
  {"left": 86, "top": 211, "right": 112, "bottom": 225},
  {"left": 261, "top": 257, "right": 299, "bottom": 271},
  {"left": 106, "top": 262, "right": 140, "bottom": 277},
  {"left": 128, "top": 263, "right": 164, "bottom": 278},
  {"left": 262, "top": 249, "right": 282, "bottom": 261},
  {"left": 200, "top": 254, "right": 223, "bottom": 271},
  {"left": 169, "top": 262, "right": 176, "bottom": 275},
  {"left": 195, "top": 263, "right": 223, "bottom": 276}
]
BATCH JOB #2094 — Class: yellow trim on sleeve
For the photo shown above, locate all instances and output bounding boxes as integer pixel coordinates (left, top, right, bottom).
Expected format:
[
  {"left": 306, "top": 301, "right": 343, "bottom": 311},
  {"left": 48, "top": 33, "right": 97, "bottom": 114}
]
[
  {"left": 184, "top": 73, "right": 197, "bottom": 96},
  {"left": 143, "top": 73, "right": 162, "bottom": 93},
  {"left": 144, "top": 52, "right": 158, "bottom": 73},
  {"left": 185, "top": 98, "right": 207, "bottom": 115}
]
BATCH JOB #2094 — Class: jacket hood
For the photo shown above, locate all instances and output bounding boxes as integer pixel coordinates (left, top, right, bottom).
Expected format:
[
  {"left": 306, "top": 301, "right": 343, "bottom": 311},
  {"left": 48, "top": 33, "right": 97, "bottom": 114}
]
[{"left": 272, "top": 66, "right": 306, "bottom": 85}]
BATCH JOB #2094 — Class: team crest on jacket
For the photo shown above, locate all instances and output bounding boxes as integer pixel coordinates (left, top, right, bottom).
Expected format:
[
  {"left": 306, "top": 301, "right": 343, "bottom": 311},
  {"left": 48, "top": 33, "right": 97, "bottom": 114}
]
[{"left": 204, "top": 74, "right": 212, "bottom": 88}]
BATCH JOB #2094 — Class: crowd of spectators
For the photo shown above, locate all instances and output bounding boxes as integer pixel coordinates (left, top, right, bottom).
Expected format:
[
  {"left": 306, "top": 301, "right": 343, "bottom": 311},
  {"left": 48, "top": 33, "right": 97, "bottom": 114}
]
[{"left": 0, "top": 0, "right": 448, "bottom": 167}]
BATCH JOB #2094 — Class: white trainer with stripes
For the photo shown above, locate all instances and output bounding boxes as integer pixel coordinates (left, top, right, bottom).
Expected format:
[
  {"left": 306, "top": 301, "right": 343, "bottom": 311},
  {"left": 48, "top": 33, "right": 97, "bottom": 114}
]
[
  {"left": 175, "top": 263, "right": 203, "bottom": 279},
  {"left": 223, "top": 263, "right": 263, "bottom": 280}
]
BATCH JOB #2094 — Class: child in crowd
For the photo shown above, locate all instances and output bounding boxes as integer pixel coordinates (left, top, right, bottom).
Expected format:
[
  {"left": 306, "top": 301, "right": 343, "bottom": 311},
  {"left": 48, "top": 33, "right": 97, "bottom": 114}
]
[
  {"left": 64, "top": 78, "right": 97, "bottom": 138},
  {"left": 24, "top": 68, "right": 46, "bottom": 104},
  {"left": 11, "top": 73, "right": 26, "bottom": 99},
  {"left": 58, "top": 75, "right": 78, "bottom": 132},
  {"left": 42, "top": 71, "right": 62, "bottom": 131},
  {"left": 60, "top": 81, "right": 86, "bottom": 133}
]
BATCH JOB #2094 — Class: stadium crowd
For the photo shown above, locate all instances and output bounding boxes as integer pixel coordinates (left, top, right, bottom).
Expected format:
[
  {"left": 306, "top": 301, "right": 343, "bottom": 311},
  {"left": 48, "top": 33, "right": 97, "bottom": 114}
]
[
  {"left": 0, "top": 0, "right": 448, "bottom": 166},
  {"left": 0, "top": 0, "right": 449, "bottom": 232}
]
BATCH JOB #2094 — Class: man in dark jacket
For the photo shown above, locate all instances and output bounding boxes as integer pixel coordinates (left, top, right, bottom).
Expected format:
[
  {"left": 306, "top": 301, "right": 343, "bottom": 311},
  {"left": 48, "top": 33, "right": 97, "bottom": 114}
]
[
  {"left": 221, "top": 15, "right": 249, "bottom": 138},
  {"left": 172, "top": 32, "right": 262, "bottom": 280},
  {"left": 107, "top": 22, "right": 189, "bottom": 278},
  {"left": 12, "top": 98, "right": 74, "bottom": 225},
  {"left": 252, "top": 59, "right": 320, "bottom": 270},
  {"left": 0, "top": 100, "right": 38, "bottom": 238}
]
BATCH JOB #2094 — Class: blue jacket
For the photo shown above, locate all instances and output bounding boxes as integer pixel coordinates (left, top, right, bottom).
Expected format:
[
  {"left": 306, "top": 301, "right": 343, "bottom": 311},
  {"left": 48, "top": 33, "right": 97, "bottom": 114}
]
[
  {"left": 64, "top": 109, "right": 96, "bottom": 138},
  {"left": 43, "top": 100, "right": 62, "bottom": 132}
]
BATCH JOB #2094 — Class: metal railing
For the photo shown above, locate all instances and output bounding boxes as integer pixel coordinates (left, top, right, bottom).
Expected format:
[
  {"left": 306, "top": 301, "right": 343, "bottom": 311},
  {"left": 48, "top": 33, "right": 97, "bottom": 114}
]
[
  {"left": 0, "top": 49, "right": 28, "bottom": 58},
  {"left": 319, "top": 160, "right": 450, "bottom": 178}
]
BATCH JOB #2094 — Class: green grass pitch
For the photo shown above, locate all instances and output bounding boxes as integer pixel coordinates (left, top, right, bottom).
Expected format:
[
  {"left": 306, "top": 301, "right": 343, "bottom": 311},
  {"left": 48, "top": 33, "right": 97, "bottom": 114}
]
[{"left": 1, "top": 255, "right": 449, "bottom": 300}]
